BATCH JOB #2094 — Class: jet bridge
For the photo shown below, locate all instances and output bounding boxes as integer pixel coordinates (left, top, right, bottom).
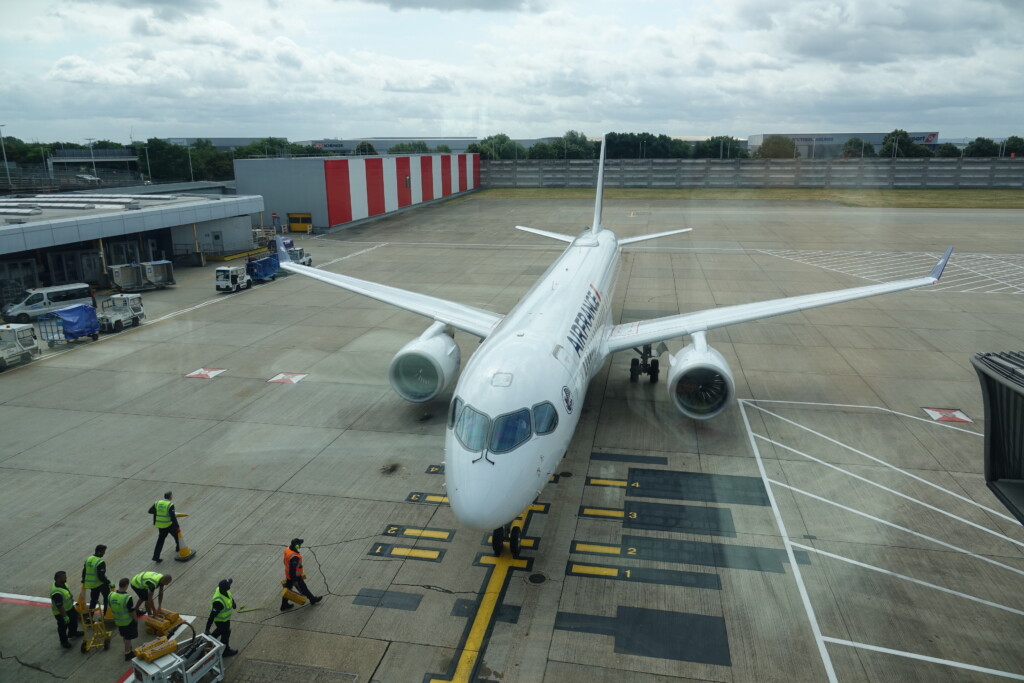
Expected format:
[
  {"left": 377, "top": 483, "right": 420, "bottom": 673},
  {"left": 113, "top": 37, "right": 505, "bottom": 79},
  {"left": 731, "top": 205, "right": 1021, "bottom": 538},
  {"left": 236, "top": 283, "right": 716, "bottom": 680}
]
[{"left": 971, "top": 351, "right": 1024, "bottom": 525}]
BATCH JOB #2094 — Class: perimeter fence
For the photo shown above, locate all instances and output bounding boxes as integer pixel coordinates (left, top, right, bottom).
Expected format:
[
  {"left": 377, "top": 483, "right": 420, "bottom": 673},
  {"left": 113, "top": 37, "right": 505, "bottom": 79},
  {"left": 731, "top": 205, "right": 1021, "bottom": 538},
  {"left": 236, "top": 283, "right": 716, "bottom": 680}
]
[{"left": 481, "top": 157, "right": 1024, "bottom": 190}]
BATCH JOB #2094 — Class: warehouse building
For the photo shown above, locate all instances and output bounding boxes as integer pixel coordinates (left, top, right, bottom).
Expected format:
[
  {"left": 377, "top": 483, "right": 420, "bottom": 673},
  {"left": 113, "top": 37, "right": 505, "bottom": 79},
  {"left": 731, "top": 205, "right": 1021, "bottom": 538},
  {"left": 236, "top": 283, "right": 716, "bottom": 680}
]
[
  {"left": 234, "top": 152, "right": 480, "bottom": 232},
  {"left": 748, "top": 132, "right": 940, "bottom": 158}
]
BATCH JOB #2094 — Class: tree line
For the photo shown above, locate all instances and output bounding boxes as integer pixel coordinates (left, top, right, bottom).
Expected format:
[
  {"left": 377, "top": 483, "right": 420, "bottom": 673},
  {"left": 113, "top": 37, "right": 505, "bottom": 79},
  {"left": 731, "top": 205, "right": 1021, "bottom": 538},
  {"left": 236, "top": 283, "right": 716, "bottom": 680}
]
[
  {"left": 755, "top": 131, "right": 1024, "bottom": 159},
  {"left": 2, "top": 131, "right": 1021, "bottom": 184}
]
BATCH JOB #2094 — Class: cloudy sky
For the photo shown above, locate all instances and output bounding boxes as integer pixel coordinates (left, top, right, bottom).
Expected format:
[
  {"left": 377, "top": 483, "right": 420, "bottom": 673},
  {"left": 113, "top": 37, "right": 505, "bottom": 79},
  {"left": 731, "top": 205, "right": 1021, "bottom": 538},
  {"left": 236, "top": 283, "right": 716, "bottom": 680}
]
[{"left": 1, "top": 0, "right": 1021, "bottom": 145}]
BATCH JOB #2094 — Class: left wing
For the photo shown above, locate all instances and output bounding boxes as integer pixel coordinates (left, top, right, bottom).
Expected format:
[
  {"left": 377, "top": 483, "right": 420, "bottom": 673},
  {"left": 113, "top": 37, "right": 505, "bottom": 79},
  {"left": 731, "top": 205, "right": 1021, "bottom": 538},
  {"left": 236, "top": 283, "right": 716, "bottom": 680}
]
[
  {"left": 276, "top": 241, "right": 502, "bottom": 338},
  {"left": 605, "top": 247, "right": 954, "bottom": 354}
]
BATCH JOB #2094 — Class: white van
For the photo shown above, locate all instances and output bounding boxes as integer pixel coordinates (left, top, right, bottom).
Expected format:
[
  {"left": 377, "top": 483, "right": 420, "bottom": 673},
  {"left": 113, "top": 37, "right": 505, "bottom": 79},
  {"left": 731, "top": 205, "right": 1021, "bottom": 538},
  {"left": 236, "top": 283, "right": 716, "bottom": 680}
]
[{"left": 1, "top": 284, "right": 96, "bottom": 323}]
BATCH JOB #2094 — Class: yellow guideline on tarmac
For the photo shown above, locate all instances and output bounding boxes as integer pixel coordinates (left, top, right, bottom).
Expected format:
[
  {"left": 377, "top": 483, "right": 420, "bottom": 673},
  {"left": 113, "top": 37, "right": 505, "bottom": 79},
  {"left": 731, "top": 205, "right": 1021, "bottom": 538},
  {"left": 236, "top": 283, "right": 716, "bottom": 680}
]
[{"left": 427, "top": 553, "right": 529, "bottom": 683}]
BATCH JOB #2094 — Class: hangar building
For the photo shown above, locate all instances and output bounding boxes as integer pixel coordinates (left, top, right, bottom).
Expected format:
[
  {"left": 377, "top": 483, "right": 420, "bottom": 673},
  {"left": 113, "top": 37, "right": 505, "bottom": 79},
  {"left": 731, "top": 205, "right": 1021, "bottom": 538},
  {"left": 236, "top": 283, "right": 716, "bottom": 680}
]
[
  {"left": 748, "top": 132, "right": 940, "bottom": 158},
  {"left": 234, "top": 153, "right": 479, "bottom": 232}
]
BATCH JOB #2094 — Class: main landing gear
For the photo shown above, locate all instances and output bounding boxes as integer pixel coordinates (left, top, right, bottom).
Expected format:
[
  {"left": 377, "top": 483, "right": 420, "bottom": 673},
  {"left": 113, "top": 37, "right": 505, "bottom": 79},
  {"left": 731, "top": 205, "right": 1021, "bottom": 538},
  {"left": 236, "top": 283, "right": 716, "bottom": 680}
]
[
  {"left": 491, "top": 524, "right": 523, "bottom": 558},
  {"left": 630, "top": 343, "right": 662, "bottom": 384}
]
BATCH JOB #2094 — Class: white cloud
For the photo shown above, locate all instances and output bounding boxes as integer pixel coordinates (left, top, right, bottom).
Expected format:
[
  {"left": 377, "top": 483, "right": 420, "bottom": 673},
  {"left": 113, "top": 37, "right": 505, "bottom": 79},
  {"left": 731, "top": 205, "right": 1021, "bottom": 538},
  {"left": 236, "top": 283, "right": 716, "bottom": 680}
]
[{"left": 0, "top": 0, "right": 1021, "bottom": 143}]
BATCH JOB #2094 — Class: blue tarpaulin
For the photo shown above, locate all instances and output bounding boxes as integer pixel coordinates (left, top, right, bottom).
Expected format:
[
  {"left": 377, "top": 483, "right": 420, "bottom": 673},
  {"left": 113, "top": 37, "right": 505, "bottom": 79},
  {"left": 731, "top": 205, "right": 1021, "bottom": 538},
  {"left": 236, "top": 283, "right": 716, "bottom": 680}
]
[{"left": 49, "top": 304, "right": 98, "bottom": 337}]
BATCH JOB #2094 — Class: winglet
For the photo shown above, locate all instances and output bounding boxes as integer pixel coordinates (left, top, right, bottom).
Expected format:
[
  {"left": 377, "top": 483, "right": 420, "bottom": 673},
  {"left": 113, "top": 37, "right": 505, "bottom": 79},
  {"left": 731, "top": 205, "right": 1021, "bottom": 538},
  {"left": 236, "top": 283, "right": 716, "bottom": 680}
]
[
  {"left": 929, "top": 246, "right": 954, "bottom": 282},
  {"left": 591, "top": 134, "right": 607, "bottom": 234}
]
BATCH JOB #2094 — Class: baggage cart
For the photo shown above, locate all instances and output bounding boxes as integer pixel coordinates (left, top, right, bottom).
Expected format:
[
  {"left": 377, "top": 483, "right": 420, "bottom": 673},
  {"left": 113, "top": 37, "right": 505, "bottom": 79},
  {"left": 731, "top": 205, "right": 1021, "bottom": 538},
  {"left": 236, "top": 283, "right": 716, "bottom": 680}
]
[{"left": 37, "top": 305, "right": 100, "bottom": 347}]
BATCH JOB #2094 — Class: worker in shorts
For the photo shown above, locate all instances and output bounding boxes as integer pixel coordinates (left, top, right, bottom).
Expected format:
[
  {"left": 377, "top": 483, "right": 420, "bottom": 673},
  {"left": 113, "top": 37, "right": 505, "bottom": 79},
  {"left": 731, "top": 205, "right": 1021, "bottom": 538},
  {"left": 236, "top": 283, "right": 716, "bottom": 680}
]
[
  {"left": 50, "top": 571, "right": 81, "bottom": 649},
  {"left": 280, "top": 538, "right": 322, "bottom": 610},
  {"left": 147, "top": 491, "right": 179, "bottom": 563},
  {"left": 204, "top": 578, "right": 239, "bottom": 657},
  {"left": 108, "top": 578, "right": 138, "bottom": 661},
  {"left": 81, "top": 544, "right": 113, "bottom": 617},
  {"left": 130, "top": 571, "right": 172, "bottom": 617}
]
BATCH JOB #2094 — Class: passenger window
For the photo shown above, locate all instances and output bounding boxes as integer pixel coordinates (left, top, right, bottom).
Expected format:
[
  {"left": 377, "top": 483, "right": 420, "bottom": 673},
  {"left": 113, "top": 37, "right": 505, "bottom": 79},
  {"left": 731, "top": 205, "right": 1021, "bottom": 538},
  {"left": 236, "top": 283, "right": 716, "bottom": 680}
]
[
  {"left": 533, "top": 402, "right": 558, "bottom": 435},
  {"left": 455, "top": 405, "right": 489, "bottom": 452},
  {"left": 448, "top": 396, "right": 463, "bottom": 429},
  {"left": 489, "top": 408, "right": 532, "bottom": 453}
]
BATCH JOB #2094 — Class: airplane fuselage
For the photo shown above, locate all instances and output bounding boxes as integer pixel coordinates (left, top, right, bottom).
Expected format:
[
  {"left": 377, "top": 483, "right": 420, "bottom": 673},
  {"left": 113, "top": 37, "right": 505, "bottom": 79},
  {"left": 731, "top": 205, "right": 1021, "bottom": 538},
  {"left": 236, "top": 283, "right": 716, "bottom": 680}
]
[{"left": 445, "top": 229, "right": 620, "bottom": 530}]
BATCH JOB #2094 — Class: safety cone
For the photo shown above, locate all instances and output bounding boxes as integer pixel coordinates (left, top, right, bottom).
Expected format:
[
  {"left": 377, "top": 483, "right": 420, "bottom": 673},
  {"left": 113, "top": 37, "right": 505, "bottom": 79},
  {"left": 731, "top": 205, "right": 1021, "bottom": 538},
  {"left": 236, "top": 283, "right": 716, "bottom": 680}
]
[{"left": 173, "top": 513, "right": 196, "bottom": 562}]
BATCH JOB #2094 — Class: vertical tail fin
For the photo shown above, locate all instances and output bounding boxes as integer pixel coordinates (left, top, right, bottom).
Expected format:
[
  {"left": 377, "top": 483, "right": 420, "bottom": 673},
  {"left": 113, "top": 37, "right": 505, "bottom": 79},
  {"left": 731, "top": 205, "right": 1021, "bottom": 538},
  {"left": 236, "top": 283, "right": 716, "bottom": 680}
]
[{"left": 592, "top": 134, "right": 607, "bottom": 234}]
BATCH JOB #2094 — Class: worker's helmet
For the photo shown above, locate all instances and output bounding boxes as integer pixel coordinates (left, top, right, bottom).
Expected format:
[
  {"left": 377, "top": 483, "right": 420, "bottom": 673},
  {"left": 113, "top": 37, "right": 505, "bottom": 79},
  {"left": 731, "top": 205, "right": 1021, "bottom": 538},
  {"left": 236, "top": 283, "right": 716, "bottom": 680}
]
[
  {"left": 218, "top": 578, "right": 232, "bottom": 591},
  {"left": 291, "top": 538, "right": 304, "bottom": 549}
]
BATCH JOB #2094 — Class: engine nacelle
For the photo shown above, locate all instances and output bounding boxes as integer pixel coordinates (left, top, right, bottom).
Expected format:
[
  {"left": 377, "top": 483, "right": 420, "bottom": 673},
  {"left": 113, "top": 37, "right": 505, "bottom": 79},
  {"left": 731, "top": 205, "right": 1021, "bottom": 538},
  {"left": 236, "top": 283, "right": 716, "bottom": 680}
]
[
  {"left": 667, "top": 334, "right": 735, "bottom": 420},
  {"left": 388, "top": 323, "right": 461, "bottom": 403}
]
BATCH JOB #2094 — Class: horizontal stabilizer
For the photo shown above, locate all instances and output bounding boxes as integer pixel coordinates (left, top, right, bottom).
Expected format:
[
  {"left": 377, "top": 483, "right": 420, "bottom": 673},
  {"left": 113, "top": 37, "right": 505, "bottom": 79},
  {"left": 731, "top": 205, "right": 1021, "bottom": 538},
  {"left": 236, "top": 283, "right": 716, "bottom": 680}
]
[
  {"left": 515, "top": 225, "right": 576, "bottom": 243},
  {"left": 618, "top": 227, "right": 693, "bottom": 246}
]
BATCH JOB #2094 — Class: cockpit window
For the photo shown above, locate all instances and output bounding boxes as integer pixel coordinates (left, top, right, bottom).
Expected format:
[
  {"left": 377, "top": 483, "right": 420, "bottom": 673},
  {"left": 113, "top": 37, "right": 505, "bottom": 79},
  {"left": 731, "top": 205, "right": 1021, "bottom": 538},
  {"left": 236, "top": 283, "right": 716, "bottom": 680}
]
[
  {"left": 454, "top": 404, "right": 489, "bottom": 452},
  {"left": 448, "top": 396, "right": 463, "bottom": 429},
  {"left": 533, "top": 402, "right": 558, "bottom": 435},
  {"left": 489, "top": 408, "right": 532, "bottom": 453}
]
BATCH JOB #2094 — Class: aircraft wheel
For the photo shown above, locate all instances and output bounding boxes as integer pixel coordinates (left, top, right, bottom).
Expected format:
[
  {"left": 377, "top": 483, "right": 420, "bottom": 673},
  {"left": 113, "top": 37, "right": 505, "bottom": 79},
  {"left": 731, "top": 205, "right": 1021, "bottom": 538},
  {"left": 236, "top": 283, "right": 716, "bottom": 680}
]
[
  {"left": 490, "top": 527, "right": 505, "bottom": 556},
  {"left": 649, "top": 358, "right": 660, "bottom": 384},
  {"left": 91, "top": 333, "right": 99, "bottom": 341},
  {"left": 629, "top": 358, "right": 640, "bottom": 383},
  {"left": 114, "top": 320, "right": 123, "bottom": 332},
  {"left": 509, "top": 527, "right": 522, "bottom": 558},
  {"left": 132, "top": 317, "right": 140, "bottom": 327}
]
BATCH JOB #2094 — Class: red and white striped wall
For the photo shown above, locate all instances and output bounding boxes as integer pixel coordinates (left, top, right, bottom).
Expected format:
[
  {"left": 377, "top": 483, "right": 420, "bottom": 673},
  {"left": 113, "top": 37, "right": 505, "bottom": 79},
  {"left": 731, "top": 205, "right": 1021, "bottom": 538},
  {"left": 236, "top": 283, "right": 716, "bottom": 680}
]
[{"left": 324, "top": 153, "right": 479, "bottom": 227}]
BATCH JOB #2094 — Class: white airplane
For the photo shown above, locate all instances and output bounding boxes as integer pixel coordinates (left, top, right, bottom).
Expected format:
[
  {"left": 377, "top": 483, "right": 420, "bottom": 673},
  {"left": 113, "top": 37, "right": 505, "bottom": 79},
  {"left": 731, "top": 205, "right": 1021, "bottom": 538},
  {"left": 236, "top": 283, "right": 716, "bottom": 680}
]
[{"left": 276, "top": 136, "right": 953, "bottom": 557}]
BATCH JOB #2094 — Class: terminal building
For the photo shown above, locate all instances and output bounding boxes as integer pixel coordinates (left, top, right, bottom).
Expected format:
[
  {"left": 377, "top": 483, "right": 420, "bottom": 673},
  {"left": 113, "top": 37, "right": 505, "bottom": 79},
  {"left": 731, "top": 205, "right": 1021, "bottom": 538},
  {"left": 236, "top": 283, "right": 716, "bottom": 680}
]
[
  {"left": 747, "top": 132, "right": 940, "bottom": 158},
  {"left": 0, "top": 190, "right": 262, "bottom": 303}
]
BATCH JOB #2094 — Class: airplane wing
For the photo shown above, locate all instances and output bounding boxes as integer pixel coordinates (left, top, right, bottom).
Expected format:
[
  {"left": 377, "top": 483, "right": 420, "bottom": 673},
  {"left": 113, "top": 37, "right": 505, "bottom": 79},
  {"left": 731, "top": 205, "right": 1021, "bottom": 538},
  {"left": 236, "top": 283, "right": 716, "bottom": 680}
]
[
  {"left": 605, "top": 247, "right": 954, "bottom": 354},
  {"left": 515, "top": 225, "right": 576, "bottom": 243},
  {"left": 276, "top": 244, "right": 502, "bottom": 339}
]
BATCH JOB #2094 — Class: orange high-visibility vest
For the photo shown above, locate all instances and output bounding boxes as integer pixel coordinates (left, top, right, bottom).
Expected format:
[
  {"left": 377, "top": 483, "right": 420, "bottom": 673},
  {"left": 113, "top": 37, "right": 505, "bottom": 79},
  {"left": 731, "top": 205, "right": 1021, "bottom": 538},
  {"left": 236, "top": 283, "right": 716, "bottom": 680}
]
[{"left": 283, "top": 547, "right": 303, "bottom": 579}]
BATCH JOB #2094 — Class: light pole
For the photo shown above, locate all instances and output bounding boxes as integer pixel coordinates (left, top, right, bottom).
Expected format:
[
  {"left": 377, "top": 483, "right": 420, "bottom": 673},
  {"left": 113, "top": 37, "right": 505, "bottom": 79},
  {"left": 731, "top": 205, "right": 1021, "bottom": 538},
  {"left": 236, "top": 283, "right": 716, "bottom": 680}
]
[
  {"left": 144, "top": 146, "right": 152, "bottom": 181},
  {"left": 0, "top": 124, "right": 11, "bottom": 189},
  {"left": 186, "top": 139, "right": 194, "bottom": 182},
  {"left": 85, "top": 137, "right": 97, "bottom": 175}
]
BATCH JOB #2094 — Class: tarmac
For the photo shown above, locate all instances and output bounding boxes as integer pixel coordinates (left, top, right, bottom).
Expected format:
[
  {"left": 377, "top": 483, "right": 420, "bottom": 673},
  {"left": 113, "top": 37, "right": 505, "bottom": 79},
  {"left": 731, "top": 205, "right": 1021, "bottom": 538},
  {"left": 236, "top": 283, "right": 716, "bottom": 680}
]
[{"left": 1, "top": 195, "right": 1023, "bottom": 683}]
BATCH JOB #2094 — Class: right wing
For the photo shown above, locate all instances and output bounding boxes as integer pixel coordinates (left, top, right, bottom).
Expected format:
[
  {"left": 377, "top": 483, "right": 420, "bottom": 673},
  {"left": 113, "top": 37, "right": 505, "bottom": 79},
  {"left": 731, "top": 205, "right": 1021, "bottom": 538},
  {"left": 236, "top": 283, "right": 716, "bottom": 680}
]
[
  {"left": 605, "top": 247, "right": 954, "bottom": 354},
  {"left": 276, "top": 242, "right": 502, "bottom": 339}
]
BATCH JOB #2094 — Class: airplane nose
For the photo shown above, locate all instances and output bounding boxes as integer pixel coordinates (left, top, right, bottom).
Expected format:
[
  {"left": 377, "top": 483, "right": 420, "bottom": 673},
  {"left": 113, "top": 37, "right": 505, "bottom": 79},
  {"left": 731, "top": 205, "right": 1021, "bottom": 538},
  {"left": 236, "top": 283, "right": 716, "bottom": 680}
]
[{"left": 445, "top": 439, "right": 529, "bottom": 531}]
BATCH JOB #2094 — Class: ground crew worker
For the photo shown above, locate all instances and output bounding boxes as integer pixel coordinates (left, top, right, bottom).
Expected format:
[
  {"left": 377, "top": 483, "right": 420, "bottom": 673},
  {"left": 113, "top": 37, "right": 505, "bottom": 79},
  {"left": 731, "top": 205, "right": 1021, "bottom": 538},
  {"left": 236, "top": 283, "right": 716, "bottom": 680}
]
[
  {"left": 280, "top": 538, "right": 322, "bottom": 610},
  {"left": 204, "top": 578, "right": 238, "bottom": 657},
  {"left": 50, "top": 571, "right": 81, "bottom": 649},
  {"left": 108, "top": 578, "right": 137, "bottom": 661},
  {"left": 130, "top": 571, "right": 171, "bottom": 617},
  {"left": 81, "top": 544, "right": 113, "bottom": 615},
  {"left": 148, "top": 491, "right": 179, "bottom": 563}
]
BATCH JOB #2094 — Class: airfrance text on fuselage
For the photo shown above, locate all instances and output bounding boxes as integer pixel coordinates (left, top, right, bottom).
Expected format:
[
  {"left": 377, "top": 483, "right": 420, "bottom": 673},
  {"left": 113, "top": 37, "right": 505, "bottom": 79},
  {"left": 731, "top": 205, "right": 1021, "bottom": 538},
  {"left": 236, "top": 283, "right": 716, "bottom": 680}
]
[{"left": 566, "top": 286, "right": 602, "bottom": 356}]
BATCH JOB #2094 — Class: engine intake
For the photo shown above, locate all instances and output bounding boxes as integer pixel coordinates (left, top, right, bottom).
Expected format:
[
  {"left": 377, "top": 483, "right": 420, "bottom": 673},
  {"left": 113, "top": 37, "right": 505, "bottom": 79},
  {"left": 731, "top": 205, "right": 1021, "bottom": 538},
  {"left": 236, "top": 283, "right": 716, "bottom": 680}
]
[
  {"left": 388, "top": 323, "right": 461, "bottom": 403},
  {"left": 667, "top": 334, "right": 735, "bottom": 420}
]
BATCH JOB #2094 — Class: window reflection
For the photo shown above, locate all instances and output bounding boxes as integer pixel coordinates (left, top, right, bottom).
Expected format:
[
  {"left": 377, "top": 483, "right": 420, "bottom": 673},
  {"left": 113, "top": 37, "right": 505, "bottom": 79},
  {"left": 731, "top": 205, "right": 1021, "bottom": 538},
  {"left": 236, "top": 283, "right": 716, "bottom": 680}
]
[
  {"left": 533, "top": 402, "right": 558, "bottom": 435},
  {"left": 489, "top": 408, "right": 532, "bottom": 453},
  {"left": 454, "top": 404, "right": 489, "bottom": 452}
]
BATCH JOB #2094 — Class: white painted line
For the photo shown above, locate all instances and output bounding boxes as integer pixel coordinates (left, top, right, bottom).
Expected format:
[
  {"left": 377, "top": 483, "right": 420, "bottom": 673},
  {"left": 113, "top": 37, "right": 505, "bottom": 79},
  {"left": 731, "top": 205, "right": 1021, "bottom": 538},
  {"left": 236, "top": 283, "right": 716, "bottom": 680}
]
[
  {"left": 314, "top": 243, "right": 388, "bottom": 269},
  {"left": 756, "top": 434, "right": 1024, "bottom": 549},
  {"left": 821, "top": 637, "right": 1024, "bottom": 680},
  {"left": 748, "top": 403, "right": 1014, "bottom": 522},
  {"left": 790, "top": 543, "right": 1024, "bottom": 617},
  {"left": 769, "top": 479, "right": 1024, "bottom": 578},
  {"left": 744, "top": 399, "right": 983, "bottom": 436},
  {"left": 0, "top": 591, "right": 50, "bottom": 606},
  {"left": 739, "top": 400, "right": 838, "bottom": 683}
]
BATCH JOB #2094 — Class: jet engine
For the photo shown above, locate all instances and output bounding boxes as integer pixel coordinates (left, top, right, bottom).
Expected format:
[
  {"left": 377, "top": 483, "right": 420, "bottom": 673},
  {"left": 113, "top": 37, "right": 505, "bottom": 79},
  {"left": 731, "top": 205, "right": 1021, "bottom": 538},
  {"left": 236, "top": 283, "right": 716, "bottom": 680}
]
[
  {"left": 388, "top": 322, "right": 461, "bottom": 403},
  {"left": 666, "top": 332, "right": 735, "bottom": 420}
]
